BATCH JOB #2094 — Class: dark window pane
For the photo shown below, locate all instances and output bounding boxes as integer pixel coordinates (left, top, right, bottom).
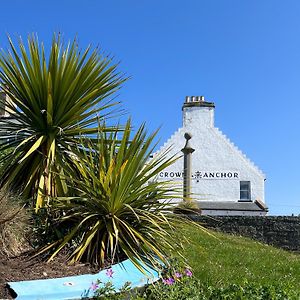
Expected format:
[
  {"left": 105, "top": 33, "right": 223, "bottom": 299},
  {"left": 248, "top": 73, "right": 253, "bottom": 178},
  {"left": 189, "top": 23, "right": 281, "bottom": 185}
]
[
  {"left": 240, "top": 182, "right": 249, "bottom": 190},
  {"left": 240, "top": 191, "right": 249, "bottom": 200}
]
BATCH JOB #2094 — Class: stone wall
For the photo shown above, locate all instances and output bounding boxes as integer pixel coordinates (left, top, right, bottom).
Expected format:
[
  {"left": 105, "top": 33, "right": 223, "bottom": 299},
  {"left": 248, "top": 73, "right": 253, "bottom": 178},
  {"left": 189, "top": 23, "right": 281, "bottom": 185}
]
[{"left": 190, "top": 215, "right": 300, "bottom": 252}]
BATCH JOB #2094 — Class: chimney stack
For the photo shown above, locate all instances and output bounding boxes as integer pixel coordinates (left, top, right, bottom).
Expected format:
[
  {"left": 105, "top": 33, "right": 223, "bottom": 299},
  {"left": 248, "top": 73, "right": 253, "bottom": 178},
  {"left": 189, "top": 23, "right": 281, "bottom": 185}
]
[{"left": 182, "top": 95, "right": 215, "bottom": 128}]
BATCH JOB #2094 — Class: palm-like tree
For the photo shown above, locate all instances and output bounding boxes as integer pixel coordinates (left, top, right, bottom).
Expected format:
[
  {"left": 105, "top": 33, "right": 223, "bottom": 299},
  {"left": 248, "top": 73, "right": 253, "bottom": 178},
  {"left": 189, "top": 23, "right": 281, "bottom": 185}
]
[
  {"left": 44, "top": 121, "right": 189, "bottom": 271},
  {"left": 0, "top": 35, "right": 125, "bottom": 210}
]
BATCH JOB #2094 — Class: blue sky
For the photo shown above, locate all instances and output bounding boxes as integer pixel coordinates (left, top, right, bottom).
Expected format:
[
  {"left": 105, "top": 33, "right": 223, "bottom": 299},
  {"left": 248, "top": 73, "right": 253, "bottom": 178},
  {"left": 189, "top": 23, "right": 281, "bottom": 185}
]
[{"left": 1, "top": 0, "right": 300, "bottom": 215}]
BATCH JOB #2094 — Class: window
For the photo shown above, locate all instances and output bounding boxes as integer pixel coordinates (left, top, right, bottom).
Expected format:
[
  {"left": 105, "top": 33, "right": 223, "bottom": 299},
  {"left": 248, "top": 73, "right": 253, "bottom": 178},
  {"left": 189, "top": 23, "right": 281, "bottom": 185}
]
[{"left": 240, "top": 181, "right": 251, "bottom": 201}]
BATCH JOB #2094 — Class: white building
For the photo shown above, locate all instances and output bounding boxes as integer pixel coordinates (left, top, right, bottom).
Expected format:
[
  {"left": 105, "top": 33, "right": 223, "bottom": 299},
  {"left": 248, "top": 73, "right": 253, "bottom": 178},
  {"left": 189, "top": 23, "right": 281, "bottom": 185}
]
[{"left": 154, "top": 96, "right": 268, "bottom": 216}]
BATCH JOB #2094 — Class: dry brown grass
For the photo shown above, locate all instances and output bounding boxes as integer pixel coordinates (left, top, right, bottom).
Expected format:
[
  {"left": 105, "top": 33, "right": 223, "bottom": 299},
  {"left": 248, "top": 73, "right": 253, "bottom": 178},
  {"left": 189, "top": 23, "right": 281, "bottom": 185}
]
[
  {"left": 173, "top": 200, "right": 201, "bottom": 215},
  {"left": 0, "top": 190, "right": 31, "bottom": 257}
]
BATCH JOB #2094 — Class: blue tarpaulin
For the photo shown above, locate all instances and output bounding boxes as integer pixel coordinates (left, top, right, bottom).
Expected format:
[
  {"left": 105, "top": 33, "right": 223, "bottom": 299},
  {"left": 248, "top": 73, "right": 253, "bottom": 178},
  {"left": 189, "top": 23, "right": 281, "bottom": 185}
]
[{"left": 8, "top": 259, "right": 159, "bottom": 300}]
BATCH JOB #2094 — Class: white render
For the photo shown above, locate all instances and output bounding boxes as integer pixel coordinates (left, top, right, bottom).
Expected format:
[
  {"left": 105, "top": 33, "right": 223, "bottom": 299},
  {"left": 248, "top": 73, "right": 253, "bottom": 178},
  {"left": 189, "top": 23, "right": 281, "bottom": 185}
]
[{"left": 154, "top": 96, "right": 266, "bottom": 213}]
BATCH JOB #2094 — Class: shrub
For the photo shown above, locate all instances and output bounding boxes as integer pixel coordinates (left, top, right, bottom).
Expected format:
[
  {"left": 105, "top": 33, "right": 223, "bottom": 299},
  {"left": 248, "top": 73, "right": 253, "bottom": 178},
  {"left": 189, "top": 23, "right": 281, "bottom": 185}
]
[
  {"left": 42, "top": 120, "right": 200, "bottom": 271},
  {"left": 0, "top": 189, "right": 31, "bottom": 257},
  {"left": 31, "top": 207, "right": 72, "bottom": 249},
  {"left": 83, "top": 277, "right": 132, "bottom": 300}
]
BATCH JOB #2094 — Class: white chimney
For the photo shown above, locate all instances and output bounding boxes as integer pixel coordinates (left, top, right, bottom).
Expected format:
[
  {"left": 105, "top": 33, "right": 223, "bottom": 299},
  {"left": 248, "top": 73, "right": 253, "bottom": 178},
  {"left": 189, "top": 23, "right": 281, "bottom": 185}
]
[{"left": 182, "top": 95, "right": 215, "bottom": 128}]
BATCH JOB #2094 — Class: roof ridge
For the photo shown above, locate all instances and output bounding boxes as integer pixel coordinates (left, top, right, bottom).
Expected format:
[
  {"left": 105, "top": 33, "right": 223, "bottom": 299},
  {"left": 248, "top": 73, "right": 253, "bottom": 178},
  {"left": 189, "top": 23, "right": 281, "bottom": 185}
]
[{"left": 153, "top": 127, "right": 183, "bottom": 156}]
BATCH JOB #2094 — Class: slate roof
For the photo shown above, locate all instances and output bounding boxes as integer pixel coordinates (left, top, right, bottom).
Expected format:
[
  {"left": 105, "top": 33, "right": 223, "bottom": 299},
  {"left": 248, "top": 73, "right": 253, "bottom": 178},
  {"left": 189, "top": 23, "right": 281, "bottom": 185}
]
[{"left": 197, "top": 200, "right": 268, "bottom": 212}]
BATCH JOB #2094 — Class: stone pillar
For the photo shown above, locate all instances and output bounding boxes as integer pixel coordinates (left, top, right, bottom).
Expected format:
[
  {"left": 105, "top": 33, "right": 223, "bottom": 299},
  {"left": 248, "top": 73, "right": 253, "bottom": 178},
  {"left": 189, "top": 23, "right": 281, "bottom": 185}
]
[{"left": 181, "top": 133, "right": 195, "bottom": 201}]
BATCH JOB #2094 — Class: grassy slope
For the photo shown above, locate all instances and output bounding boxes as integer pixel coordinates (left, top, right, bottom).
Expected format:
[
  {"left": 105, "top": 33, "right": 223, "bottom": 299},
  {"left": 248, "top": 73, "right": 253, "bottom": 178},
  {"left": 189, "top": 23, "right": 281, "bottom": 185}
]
[{"left": 182, "top": 224, "right": 300, "bottom": 289}]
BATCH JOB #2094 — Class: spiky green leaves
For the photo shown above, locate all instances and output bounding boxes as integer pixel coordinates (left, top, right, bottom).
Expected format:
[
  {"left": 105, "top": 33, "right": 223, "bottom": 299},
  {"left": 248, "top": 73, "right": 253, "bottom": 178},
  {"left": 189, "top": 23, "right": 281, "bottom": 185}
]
[
  {"left": 46, "top": 121, "right": 188, "bottom": 271},
  {"left": 0, "top": 34, "right": 125, "bottom": 209}
]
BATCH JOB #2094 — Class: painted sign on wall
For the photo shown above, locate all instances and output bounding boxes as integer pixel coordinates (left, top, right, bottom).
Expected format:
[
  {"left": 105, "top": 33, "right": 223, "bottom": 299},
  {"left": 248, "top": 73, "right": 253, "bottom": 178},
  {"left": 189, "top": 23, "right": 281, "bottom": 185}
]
[{"left": 159, "top": 171, "right": 239, "bottom": 181}]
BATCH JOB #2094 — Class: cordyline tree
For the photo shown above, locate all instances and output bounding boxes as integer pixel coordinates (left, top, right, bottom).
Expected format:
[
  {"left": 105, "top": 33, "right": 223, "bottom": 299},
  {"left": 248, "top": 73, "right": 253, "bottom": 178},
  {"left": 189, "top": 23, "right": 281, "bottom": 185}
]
[
  {"left": 0, "top": 34, "right": 125, "bottom": 210},
  {"left": 41, "top": 120, "right": 189, "bottom": 271}
]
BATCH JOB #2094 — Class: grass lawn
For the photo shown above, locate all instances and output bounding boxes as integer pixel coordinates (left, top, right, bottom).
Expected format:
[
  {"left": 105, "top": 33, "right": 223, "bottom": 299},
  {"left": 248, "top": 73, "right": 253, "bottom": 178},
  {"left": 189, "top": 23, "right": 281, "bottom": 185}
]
[{"left": 182, "top": 224, "right": 300, "bottom": 289}]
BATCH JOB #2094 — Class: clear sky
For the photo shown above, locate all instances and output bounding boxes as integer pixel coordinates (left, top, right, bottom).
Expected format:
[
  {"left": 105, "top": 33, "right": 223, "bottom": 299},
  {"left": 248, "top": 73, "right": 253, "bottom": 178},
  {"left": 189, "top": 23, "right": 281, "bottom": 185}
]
[{"left": 1, "top": 0, "right": 300, "bottom": 215}]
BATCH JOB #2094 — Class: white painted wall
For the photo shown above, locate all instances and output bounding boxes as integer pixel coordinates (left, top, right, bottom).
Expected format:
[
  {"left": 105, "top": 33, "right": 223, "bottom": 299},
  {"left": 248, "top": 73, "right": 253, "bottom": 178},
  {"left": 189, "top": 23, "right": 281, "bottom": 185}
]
[{"left": 154, "top": 98, "right": 266, "bottom": 205}]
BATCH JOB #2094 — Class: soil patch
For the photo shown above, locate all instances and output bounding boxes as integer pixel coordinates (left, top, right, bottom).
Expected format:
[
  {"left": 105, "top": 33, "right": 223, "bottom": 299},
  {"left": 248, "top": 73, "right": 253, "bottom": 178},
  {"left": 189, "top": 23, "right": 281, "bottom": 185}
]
[{"left": 0, "top": 252, "right": 101, "bottom": 299}]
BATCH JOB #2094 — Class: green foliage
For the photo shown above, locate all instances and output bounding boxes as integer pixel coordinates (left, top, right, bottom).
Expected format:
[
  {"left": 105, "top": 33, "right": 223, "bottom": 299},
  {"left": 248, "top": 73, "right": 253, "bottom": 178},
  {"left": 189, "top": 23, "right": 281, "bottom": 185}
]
[
  {"left": 0, "top": 148, "right": 12, "bottom": 176},
  {"left": 141, "top": 276, "right": 203, "bottom": 300},
  {"left": 31, "top": 207, "right": 71, "bottom": 248},
  {"left": 44, "top": 120, "right": 199, "bottom": 270},
  {"left": 140, "top": 263, "right": 199, "bottom": 300},
  {"left": 0, "top": 189, "right": 31, "bottom": 256},
  {"left": 83, "top": 279, "right": 132, "bottom": 299},
  {"left": 138, "top": 279, "right": 300, "bottom": 300},
  {"left": 0, "top": 34, "right": 125, "bottom": 210}
]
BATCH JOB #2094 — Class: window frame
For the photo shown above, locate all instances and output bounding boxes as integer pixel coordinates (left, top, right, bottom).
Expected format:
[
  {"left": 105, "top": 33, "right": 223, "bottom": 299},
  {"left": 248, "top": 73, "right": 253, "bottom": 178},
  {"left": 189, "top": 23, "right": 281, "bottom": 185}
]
[{"left": 239, "top": 181, "right": 251, "bottom": 201}]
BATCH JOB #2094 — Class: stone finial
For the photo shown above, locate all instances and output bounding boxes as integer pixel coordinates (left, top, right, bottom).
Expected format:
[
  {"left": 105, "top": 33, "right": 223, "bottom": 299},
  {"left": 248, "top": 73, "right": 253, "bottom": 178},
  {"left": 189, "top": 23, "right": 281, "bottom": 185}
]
[
  {"left": 184, "top": 132, "right": 192, "bottom": 140},
  {"left": 182, "top": 132, "right": 194, "bottom": 154}
]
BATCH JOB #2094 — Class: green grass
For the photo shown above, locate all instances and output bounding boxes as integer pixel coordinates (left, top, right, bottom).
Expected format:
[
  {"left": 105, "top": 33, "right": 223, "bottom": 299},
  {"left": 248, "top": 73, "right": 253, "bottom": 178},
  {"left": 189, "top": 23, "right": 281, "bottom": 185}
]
[
  {"left": 182, "top": 224, "right": 300, "bottom": 289},
  {"left": 81, "top": 224, "right": 300, "bottom": 299}
]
